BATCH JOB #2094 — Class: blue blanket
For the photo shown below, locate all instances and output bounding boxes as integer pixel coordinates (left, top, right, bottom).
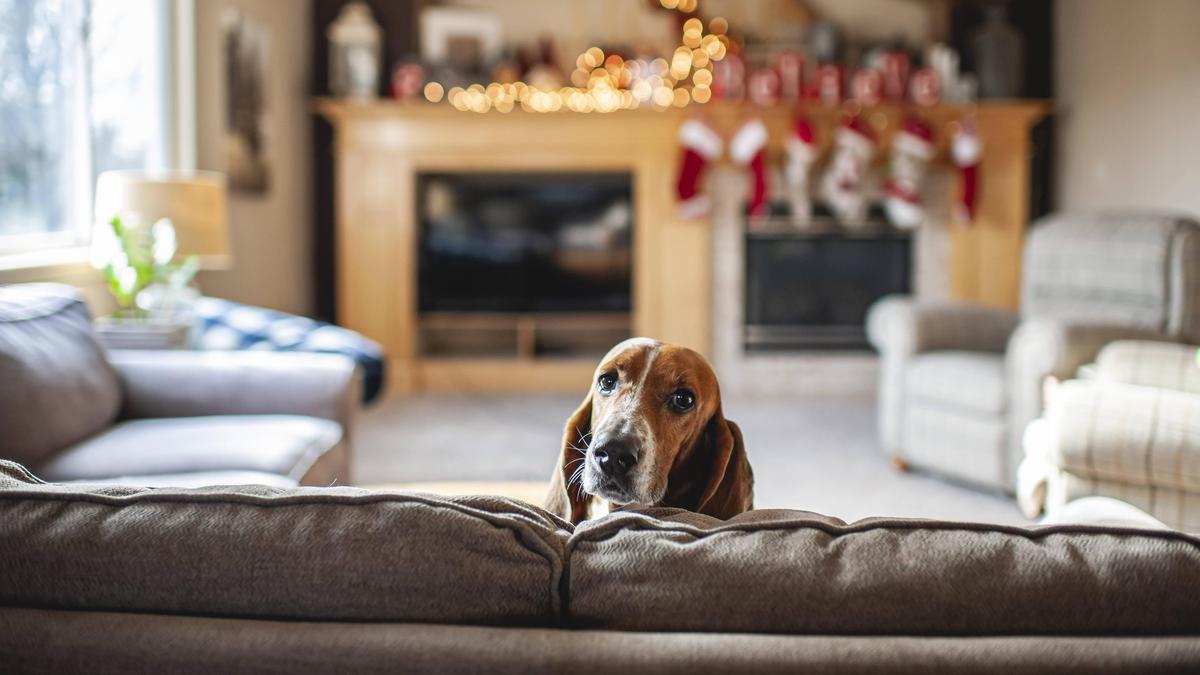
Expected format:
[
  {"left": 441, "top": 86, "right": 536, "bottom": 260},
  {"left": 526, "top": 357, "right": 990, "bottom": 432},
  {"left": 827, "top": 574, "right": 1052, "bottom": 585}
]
[{"left": 192, "top": 297, "right": 386, "bottom": 404}]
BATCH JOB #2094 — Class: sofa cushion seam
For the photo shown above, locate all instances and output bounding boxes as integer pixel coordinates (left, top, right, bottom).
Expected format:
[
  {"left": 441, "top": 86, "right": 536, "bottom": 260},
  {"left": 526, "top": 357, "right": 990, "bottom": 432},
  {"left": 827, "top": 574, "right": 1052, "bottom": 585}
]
[{"left": 564, "top": 517, "right": 1200, "bottom": 547}]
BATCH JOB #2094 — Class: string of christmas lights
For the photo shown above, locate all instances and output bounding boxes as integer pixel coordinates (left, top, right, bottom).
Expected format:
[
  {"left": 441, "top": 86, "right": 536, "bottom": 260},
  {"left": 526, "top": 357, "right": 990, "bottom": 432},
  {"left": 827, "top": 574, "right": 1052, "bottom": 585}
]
[{"left": 424, "top": 4, "right": 729, "bottom": 114}]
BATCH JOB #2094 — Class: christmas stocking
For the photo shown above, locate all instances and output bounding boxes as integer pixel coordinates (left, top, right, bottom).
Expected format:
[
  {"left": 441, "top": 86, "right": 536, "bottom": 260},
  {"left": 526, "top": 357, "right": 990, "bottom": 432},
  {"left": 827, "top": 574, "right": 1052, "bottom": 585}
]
[
  {"left": 730, "top": 117, "right": 770, "bottom": 218},
  {"left": 951, "top": 119, "right": 983, "bottom": 223},
  {"left": 820, "top": 115, "right": 877, "bottom": 225},
  {"left": 676, "top": 118, "right": 724, "bottom": 219},
  {"left": 883, "top": 116, "right": 934, "bottom": 229},
  {"left": 783, "top": 114, "right": 817, "bottom": 226}
]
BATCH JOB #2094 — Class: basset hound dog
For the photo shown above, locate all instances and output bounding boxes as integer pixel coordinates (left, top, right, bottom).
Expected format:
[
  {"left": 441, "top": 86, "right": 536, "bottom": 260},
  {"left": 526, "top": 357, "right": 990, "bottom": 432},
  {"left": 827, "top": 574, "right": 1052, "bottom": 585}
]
[{"left": 544, "top": 337, "right": 754, "bottom": 524}]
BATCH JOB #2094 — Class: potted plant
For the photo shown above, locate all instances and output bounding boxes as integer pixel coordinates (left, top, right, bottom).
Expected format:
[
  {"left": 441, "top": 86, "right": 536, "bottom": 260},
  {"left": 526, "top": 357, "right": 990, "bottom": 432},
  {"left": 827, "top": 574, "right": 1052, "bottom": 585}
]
[{"left": 90, "top": 215, "right": 199, "bottom": 348}]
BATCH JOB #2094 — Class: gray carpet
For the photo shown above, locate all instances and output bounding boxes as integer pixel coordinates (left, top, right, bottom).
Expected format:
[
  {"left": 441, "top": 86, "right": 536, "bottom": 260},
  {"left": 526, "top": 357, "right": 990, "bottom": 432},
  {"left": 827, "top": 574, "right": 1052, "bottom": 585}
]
[{"left": 357, "top": 392, "right": 1029, "bottom": 525}]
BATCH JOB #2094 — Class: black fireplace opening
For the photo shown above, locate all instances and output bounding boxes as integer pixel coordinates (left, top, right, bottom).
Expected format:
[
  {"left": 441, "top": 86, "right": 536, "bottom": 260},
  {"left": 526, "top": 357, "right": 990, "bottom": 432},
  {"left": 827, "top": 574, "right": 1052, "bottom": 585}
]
[
  {"left": 744, "top": 222, "right": 911, "bottom": 351},
  {"left": 417, "top": 172, "right": 633, "bottom": 314}
]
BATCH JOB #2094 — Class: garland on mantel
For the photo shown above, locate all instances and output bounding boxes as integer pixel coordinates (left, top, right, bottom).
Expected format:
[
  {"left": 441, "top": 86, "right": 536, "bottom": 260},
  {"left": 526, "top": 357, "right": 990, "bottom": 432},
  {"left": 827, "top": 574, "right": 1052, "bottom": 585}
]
[{"left": 424, "top": 0, "right": 728, "bottom": 114}]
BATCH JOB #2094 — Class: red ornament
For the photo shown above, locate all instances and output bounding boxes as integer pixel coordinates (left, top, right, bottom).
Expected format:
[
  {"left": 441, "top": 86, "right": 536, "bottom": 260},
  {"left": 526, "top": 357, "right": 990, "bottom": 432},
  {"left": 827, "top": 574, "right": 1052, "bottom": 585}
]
[
  {"left": 711, "top": 53, "right": 746, "bottom": 101},
  {"left": 909, "top": 68, "right": 942, "bottom": 106},
  {"left": 880, "top": 51, "right": 910, "bottom": 100},
  {"left": 851, "top": 68, "right": 883, "bottom": 106},
  {"left": 775, "top": 51, "right": 805, "bottom": 102},
  {"left": 748, "top": 67, "right": 781, "bottom": 106},
  {"left": 814, "top": 65, "right": 844, "bottom": 105}
]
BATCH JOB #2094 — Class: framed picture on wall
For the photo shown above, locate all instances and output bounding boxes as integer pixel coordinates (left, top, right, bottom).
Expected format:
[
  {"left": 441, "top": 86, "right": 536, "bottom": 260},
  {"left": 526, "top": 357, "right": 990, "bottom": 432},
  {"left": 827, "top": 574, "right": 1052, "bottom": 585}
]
[
  {"left": 223, "top": 8, "right": 270, "bottom": 195},
  {"left": 420, "top": 6, "right": 503, "bottom": 87}
]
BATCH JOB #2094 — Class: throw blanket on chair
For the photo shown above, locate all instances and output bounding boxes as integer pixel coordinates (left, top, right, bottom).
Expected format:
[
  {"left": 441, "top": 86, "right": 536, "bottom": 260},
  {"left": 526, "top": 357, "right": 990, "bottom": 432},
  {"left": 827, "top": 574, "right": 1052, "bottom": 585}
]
[{"left": 192, "top": 297, "right": 386, "bottom": 404}]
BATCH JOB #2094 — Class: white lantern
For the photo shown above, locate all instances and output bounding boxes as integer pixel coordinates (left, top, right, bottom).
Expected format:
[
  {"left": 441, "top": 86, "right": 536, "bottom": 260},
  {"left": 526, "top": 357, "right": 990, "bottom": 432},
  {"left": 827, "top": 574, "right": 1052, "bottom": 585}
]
[{"left": 328, "top": 2, "right": 382, "bottom": 99}]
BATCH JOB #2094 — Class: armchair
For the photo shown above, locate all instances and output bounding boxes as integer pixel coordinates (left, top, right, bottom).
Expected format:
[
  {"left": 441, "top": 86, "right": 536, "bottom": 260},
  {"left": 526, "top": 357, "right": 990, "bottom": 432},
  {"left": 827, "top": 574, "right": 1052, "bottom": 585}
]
[
  {"left": 1019, "top": 340, "right": 1200, "bottom": 531},
  {"left": 0, "top": 283, "right": 359, "bottom": 488},
  {"left": 867, "top": 212, "right": 1200, "bottom": 491}
]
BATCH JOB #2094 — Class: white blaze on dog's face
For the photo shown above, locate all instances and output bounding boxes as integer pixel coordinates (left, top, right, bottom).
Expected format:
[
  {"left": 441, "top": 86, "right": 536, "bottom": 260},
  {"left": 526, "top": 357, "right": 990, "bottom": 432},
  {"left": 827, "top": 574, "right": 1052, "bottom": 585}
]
[{"left": 580, "top": 337, "right": 722, "bottom": 505}]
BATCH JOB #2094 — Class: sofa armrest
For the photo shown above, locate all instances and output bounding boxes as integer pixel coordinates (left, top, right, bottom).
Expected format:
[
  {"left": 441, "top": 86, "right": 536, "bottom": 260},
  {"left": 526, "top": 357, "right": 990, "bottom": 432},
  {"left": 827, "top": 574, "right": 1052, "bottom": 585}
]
[
  {"left": 1004, "top": 320, "right": 1177, "bottom": 479},
  {"left": 108, "top": 350, "right": 360, "bottom": 428},
  {"left": 1047, "top": 379, "right": 1200, "bottom": 491},
  {"left": 1095, "top": 340, "right": 1200, "bottom": 394},
  {"left": 1007, "top": 320, "right": 1177, "bottom": 387},
  {"left": 866, "top": 295, "right": 1019, "bottom": 356}
]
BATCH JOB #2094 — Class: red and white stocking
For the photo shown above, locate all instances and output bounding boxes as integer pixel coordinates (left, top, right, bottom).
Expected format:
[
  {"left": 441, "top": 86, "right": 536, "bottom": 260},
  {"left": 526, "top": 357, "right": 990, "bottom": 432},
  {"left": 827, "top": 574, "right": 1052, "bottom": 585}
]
[
  {"left": 951, "top": 119, "right": 983, "bottom": 223},
  {"left": 820, "top": 115, "right": 877, "bottom": 225},
  {"left": 730, "top": 117, "right": 770, "bottom": 218},
  {"left": 783, "top": 114, "right": 817, "bottom": 226},
  {"left": 883, "top": 116, "right": 934, "bottom": 229},
  {"left": 675, "top": 118, "right": 723, "bottom": 219}
]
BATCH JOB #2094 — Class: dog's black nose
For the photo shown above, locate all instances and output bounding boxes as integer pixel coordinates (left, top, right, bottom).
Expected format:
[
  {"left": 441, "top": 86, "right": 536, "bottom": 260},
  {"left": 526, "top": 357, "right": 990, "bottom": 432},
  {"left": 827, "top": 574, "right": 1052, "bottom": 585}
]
[{"left": 593, "top": 439, "right": 638, "bottom": 477}]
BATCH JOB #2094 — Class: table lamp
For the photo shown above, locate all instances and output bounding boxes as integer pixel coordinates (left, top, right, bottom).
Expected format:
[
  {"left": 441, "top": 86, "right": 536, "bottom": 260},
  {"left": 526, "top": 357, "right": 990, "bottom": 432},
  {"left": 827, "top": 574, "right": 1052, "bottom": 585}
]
[
  {"left": 93, "top": 170, "right": 231, "bottom": 270},
  {"left": 92, "top": 171, "right": 230, "bottom": 328}
]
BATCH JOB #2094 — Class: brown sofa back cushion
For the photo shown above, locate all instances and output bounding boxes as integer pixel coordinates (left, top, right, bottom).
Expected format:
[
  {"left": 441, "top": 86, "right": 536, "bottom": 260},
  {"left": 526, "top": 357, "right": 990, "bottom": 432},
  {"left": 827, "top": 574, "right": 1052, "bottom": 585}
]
[
  {"left": 566, "top": 508, "right": 1200, "bottom": 636},
  {"left": 0, "top": 284, "right": 120, "bottom": 468},
  {"left": 7, "top": 461, "right": 1200, "bottom": 636},
  {"left": 0, "top": 462, "right": 567, "bottom": 625}
]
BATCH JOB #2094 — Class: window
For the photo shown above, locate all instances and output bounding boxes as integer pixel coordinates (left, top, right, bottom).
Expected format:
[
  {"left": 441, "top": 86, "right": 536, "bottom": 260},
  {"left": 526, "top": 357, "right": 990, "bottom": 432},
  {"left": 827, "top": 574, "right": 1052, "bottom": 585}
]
[{"left": 0, "top": 0, "right": 173, "bottom": 254}]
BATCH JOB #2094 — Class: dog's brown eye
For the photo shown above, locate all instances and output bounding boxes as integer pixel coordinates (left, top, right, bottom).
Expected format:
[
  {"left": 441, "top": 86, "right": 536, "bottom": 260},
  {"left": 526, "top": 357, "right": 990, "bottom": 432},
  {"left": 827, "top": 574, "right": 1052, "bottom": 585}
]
[
  {"left": 597, "top": 372, "right": 618, "bottom": 393},
  {"left": 669, "top": 389, "right": 695, "bottom": 412}
]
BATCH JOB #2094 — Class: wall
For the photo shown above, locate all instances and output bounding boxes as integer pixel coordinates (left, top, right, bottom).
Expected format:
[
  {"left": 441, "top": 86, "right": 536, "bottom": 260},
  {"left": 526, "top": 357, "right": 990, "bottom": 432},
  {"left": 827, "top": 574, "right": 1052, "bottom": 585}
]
[
  {"left": 1055, "top": 0, "right": 1200, "bottom": 215},
  {"left": 193, "top": 0, "right": 313, "bottom": 314}
]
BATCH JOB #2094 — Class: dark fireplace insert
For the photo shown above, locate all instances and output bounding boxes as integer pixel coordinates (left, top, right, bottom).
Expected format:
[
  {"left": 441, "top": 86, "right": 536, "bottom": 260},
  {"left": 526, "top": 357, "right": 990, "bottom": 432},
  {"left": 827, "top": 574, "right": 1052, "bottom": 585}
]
[
  {"left": 415, "top": 171, "right": 633, "bottom": 359},
  {"left": 744, "top": 219, "right": 912, "bottom": 351},
  {"left": 417, "top": 172, "right": 632, "bottom": 313}
]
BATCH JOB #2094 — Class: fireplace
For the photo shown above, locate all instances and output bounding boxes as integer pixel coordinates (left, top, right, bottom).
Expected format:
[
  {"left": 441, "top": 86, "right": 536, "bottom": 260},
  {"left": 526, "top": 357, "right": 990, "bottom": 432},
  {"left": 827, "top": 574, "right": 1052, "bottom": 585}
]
[
  {"left": 317, "top": 99, "right": 1044, "bottom": 391},
  {"left": 316, "top": 100, "right": 707, "bottom": 391},
  {"left": 418, "top": 172, "right": 632, "bottom": 313},
  {"left": 743, "top": 216, "right": 911, "bottom": 351},
  {"left": 417, "top": 172, "right": 634, "bottom": 359}
]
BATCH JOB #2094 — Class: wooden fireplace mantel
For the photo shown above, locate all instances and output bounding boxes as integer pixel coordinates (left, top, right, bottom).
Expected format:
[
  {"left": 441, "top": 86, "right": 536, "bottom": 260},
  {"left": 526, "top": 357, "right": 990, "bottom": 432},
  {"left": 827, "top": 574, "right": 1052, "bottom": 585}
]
[
  {"left": 316, "top": 99, "right": 1047, "bottom": 392},
  {"left": 317, "top": 98, "right": 709, "bottom": 391}
]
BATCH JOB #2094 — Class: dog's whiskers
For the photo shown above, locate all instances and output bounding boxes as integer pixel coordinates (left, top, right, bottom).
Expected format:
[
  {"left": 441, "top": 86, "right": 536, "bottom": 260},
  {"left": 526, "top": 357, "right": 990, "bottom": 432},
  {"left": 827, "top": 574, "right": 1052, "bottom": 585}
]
[
  {"left": 566, "top": 455, "right": 590, "bottom": 501},
  {"left": 568, "top": 462, "right": 586, "bottom": 484}
]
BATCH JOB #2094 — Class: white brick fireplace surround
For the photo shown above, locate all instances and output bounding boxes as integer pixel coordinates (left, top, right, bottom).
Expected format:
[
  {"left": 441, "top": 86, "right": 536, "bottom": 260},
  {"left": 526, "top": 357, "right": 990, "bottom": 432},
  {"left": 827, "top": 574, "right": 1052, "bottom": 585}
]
[{"left": 708, "top": 167, "right": 956, "bottom": 398}]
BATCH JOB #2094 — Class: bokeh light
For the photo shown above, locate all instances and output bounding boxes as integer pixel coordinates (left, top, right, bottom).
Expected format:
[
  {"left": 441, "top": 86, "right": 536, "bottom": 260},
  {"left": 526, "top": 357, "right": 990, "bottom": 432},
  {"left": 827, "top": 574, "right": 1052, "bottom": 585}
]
[{"left": 431, "top": 0, "right": 726, "bottom": 113}]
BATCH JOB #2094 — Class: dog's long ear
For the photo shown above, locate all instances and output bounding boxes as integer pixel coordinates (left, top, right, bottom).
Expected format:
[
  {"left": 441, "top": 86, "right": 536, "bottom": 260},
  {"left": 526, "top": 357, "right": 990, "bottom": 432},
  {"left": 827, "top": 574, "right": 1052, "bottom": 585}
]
[
  {"left": 674, "top": 408, "right": 754, "bottom": 520},
  {"left": 543, "top": 391, "right": 593, "bottom": 524}
]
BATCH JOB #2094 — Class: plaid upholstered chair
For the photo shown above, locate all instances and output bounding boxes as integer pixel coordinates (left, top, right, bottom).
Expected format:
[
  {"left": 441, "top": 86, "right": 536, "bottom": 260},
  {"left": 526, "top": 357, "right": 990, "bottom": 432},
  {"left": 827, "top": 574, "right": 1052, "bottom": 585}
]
[
  {"left": 867, "top": 212, "right": 1200, "bottom": 492},
  {"left": 1018, "top": 340, "right": 1200, "bottom": 531}
]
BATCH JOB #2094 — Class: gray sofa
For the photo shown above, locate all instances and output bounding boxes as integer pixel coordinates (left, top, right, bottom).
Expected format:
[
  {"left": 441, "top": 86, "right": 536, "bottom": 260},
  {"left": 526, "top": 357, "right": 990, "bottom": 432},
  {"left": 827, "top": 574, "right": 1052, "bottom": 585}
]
[
  {"left": 867, "top": 212, "right": 1200, "bottom": 492},
  {"left": 0, "top": 283, "right": 357, "bottom": 488},
  {"left": 2, "top": 459, "right": 1199, "bottom": 673}
]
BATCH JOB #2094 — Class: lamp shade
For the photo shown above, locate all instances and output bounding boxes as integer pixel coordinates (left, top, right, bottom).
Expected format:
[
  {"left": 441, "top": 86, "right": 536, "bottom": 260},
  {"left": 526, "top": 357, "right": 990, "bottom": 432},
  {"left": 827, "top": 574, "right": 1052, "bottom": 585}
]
[{"left": 94, "top": 171, "right": 231, "bottom": 269}]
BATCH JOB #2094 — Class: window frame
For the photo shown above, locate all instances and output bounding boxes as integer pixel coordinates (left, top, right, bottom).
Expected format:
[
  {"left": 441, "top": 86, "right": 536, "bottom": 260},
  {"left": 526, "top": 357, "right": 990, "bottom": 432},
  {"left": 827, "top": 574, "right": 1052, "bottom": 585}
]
[{"left": 0, "top": 0, "right": 196, "bottom": 264}]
